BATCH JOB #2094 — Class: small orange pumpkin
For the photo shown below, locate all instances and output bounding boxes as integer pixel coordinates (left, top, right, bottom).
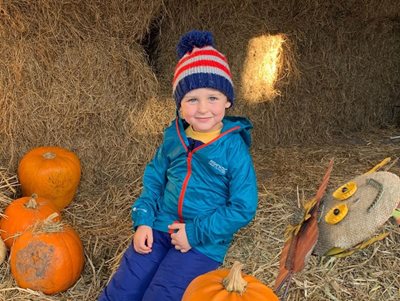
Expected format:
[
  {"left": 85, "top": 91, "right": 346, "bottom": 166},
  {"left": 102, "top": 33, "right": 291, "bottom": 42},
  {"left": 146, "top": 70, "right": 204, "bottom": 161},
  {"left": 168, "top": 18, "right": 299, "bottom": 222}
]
[
  {"left": 182, "top": 261, "right": 279, "bottom": 301},
  {"left": 10, "top": 213, "right": 84, "bottom": 295},
  {"left": 0, "top": 194, "right": 60, "bottom": 248},
  {"left": 18, "top": 146, "right": 81, "bottom": 210}
]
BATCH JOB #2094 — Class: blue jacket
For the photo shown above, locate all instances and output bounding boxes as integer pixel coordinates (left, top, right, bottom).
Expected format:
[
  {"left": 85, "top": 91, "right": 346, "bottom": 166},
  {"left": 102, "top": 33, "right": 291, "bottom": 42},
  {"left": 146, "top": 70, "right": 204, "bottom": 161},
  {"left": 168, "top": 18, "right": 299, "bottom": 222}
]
[{"left": 131, "top": 116, "right": 258, "bottom": 262}]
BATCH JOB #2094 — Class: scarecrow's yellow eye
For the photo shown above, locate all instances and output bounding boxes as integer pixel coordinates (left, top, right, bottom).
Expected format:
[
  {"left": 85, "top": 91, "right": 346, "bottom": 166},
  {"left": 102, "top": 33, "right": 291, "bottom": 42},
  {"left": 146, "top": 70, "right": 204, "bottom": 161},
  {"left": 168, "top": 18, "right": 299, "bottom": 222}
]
[
  {"left": 332, "top": 182, "right": 357, "bottom": 200},
  {"left": 325, "top": 204, "right": 349, "bottom": 224}
]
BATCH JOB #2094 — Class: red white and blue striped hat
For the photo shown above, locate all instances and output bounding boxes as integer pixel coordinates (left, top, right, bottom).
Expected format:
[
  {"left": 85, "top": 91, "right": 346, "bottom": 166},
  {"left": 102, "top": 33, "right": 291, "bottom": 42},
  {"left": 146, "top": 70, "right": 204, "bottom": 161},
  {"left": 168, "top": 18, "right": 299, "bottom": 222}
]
[{"left": 173, "top": 30, "right": 234, "bottom": 108}]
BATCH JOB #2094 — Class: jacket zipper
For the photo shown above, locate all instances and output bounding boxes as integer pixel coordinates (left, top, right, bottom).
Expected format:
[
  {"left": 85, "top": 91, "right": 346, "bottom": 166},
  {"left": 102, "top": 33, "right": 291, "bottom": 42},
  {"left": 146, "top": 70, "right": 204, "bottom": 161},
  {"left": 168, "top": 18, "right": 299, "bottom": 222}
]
[
  {"left": 175, "top": 119, "right": 240, "bottom": 223},
  {"left": 177, "top": 152, "right": 192, "bottom": 222}
]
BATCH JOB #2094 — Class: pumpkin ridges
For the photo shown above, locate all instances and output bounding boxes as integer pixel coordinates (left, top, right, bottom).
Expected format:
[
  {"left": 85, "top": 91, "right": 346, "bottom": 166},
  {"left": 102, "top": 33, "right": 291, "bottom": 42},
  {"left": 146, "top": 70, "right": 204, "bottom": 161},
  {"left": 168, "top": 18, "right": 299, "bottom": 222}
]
[
  {"left": 182, "top": 262, "right": 279, "bottom": 301},
  {"left": 0, "top": 195, "right": 60, "bottom": 248},
  {"left": 21, "top": 151, "right": 80, "bottom": 190},
  {"left": 42, "top": 227, "right": 83, "bottom": 292},
  {"left": 59, "top": 227, "right": 84, "bottom": 283},
  {"left": 10, "top": 218, "right": 84, "bottom": 295},
  {"left": 18, "top": 146, "right": 81, "bottom": 210},
  {"left": 37, "top": 215, "right": 84, "bottom": 288},
  {"left": 210, "top": 290, "right": 228, "bottom": 301},
  {"left": 186, "top": 273, "right": 225, "bottom": 296}
]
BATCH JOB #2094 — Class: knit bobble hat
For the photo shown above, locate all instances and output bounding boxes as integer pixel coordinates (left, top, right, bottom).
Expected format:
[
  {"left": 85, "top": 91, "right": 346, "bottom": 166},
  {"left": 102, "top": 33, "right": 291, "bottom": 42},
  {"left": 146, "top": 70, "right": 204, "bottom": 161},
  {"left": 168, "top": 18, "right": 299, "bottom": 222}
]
[{"left": 172, "top": 30, "right": 235, "bottom": 108}]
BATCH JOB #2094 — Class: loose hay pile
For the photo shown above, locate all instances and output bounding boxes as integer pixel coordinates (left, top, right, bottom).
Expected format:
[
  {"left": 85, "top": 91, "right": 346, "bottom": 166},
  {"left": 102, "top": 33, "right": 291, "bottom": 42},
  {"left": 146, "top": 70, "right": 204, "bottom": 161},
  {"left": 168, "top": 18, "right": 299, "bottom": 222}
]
[
  {"left": 0, "top": 0, "right": 399, "bottom": 300},
  {"left": 1, "top": 134, "right": 399, "bottom": 300}
]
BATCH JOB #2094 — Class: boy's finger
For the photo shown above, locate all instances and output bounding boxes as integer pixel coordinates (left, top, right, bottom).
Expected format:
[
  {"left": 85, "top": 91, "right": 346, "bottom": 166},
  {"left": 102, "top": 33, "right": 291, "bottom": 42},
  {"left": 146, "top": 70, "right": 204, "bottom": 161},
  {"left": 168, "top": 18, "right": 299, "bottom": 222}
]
[
  {"left": 168, "top": 223, "right": 184, "bottom": 229},
  {"left": 137, "top": 244, "right": 151, "bottom": 254},
  {"left": 147, "top": 235, "right": 153, "bottom": 248}
]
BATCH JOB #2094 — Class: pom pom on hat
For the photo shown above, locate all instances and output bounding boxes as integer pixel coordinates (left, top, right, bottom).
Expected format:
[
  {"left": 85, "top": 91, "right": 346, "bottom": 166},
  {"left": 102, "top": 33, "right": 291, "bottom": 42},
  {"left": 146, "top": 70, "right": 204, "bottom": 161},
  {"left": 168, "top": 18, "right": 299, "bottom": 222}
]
[
  {"left": 176, "top": 30, "right": 215, "bottom": 58},
  {"left": 173, "top": 30, "right": 235, "bottom": 108}
]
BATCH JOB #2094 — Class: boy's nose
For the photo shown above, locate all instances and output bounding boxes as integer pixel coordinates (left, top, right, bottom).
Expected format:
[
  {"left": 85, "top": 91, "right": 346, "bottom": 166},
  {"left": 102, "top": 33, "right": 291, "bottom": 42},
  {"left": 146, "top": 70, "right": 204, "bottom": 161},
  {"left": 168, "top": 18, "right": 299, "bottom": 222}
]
[{"left": 198, "top": 100, "right": 208, "bottom": 112}]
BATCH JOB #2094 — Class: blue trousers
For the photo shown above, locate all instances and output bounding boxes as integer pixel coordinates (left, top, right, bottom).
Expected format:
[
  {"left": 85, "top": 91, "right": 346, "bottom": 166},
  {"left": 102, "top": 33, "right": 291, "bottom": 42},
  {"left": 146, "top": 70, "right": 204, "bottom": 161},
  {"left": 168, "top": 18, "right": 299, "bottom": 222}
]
[{"left": 98, "top": 230, "right": 220, "bottom": 301}]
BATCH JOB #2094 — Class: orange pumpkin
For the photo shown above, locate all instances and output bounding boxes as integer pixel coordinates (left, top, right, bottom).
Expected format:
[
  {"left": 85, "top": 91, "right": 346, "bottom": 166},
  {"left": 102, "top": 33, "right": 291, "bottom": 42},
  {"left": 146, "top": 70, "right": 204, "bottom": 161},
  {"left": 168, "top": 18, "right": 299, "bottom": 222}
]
[
  {"left": 10, "top": 213, "right": 84, "bottom": 295},
  {"left": 0, "top": 194, "right": 60, "bottom": 248},
  {"left": 182, "top": 261, "right": 279, "bottom": 301},
  {"left": 18, "top": 146, "right": 81, "bottom": 210}
]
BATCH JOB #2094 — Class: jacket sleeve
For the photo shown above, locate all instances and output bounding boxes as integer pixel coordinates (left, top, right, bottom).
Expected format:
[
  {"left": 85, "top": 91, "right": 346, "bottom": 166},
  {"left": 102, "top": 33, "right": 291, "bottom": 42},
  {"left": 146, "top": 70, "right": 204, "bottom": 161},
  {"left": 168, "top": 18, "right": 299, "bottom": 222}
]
[
  {"left": 185, "top": 140, "right": 258, "bottom": 246},
  {"left": 131, "top": 139, "right": 169, "bottom": 229}
]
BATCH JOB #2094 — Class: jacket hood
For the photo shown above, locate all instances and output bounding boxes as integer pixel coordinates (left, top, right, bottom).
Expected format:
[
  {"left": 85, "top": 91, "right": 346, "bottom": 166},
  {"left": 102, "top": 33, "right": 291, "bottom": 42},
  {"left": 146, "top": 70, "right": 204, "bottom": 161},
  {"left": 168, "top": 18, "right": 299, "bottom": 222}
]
[{"left": 221, "top": 116, "right": 253, "bottom": 148}]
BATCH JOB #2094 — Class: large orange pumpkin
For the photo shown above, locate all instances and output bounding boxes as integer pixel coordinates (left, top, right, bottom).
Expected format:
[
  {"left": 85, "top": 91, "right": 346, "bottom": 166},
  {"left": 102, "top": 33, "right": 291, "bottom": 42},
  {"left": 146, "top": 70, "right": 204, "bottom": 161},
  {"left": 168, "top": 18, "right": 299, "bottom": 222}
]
[
  {"left": 0, "top": 194, "right": 60, "bottom": 248},
  {"left": 182, "top": 261, "right": 280, "bottom": 301},
  {"left": 18, "top": 146, "right": 81, "bottom": 210},
  {"left": 10, "top": 213, "right": 84, "bottom": 295}
]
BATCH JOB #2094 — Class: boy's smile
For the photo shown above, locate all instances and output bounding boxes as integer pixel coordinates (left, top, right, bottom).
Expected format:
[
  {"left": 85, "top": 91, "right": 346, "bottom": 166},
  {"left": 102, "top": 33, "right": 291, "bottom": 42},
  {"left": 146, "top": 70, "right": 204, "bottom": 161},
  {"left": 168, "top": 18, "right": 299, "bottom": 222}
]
[{"left": 180, "top": 88, "right": 231, "bottom": 133}]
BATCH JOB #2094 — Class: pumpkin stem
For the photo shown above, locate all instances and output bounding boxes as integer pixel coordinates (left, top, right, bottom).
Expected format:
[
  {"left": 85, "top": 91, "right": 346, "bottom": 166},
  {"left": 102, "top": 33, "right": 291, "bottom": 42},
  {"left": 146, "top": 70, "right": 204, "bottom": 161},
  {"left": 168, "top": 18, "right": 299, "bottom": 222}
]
[
  {"left": 34, "top": 212, "right": 63, "bottom": 233},
  {"left": 25, "top": 193, "right": 38, "bottom": 209},
  {"left": 222, "top": 261, "right": 248, "bottom": 294},
  {"left": 42, "top": 152, "right": 56, "bottom": 159}
]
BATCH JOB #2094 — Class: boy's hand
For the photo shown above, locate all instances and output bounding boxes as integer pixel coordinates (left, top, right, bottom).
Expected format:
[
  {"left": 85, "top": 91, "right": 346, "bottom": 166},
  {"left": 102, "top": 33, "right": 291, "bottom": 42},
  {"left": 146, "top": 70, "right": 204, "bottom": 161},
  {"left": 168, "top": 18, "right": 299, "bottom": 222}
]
[
  {"left": 168, "top": 223, "right": 192, "bottom": 253},
  {"left": 133, "top": 225, "right": 153, "bottom": 254}
]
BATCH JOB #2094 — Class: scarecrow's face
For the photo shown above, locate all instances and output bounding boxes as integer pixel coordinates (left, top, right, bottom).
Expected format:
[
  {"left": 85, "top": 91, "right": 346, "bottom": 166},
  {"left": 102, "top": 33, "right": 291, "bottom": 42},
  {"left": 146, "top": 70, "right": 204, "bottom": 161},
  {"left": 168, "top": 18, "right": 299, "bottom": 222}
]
[{"left": 313, "top": 171, "right": 400, "bottom": 256}]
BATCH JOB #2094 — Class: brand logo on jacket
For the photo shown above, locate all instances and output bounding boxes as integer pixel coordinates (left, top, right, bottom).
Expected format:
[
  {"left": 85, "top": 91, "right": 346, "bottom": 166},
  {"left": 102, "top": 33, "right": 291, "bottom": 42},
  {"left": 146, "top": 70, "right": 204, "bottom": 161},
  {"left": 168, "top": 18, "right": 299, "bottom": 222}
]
[{"left": 208, "top": 160, "right": 227, "bottom": 175}]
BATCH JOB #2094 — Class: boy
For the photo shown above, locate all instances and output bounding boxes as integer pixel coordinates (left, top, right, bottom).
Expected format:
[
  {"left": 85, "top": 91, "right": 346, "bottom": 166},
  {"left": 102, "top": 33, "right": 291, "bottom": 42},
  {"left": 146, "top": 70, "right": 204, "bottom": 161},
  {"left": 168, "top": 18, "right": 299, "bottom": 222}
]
[{"left": 99, "top": 30, "right": 258, "bottom": 301}]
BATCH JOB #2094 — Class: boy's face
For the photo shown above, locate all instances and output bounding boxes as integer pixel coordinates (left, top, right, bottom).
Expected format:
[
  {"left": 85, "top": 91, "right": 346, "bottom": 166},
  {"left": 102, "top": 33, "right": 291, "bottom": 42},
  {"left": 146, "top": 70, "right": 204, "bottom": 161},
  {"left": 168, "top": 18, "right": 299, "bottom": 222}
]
[{"left": 180, "top": 88, "right": 231, "bottom": 133}]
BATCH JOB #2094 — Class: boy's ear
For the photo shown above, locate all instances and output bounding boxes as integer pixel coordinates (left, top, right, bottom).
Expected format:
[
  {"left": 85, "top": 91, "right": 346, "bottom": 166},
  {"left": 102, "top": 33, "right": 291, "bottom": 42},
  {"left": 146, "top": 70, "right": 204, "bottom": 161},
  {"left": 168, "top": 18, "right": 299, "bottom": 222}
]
[{"left": 225, "top": 101, "right": 232, "bottom": 108}]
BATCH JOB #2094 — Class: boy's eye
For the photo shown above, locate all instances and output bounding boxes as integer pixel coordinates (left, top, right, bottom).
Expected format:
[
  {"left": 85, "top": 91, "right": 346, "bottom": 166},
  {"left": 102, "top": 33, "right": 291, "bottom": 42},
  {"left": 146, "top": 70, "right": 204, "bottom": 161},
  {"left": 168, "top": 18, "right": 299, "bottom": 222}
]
[
  {"left": 185, "top": 98, "right": 198, "bottom": 103},
  {"left": 209, "top": 96, "right": 218, "bottom": 101}
]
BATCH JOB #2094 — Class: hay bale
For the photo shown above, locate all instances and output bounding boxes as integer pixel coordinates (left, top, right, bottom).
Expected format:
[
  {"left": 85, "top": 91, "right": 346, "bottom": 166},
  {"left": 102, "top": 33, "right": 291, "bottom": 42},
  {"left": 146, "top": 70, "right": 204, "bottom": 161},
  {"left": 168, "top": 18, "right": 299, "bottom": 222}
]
[
  {"left": 0, "top": 0, "right": 164, "bottom": 41},
  {"left": 241, "top": 34, "right": 288, "bottom": 102},
  {"left": 0, "top": 35, "right": 170, "bottom": 191},
  {"left": 0, "top": 0, "right": 174, "bottom": 192},
  {"left": 156, "top": 0, "right": 400, "bottom": 146},
  {"left": 0, "top": 1, "right": 175, "bottom": 299}
]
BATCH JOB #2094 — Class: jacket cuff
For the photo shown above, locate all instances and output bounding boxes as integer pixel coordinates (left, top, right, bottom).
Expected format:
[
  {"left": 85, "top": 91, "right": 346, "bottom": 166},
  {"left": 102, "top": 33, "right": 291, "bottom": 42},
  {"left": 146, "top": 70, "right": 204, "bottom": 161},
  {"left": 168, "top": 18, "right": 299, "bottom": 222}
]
[
  {"left": 131, "top": 209, "right": 154, "bottom": 230},
  {"left": 132, "top": 219, "right": 153, "bottom": 230}
]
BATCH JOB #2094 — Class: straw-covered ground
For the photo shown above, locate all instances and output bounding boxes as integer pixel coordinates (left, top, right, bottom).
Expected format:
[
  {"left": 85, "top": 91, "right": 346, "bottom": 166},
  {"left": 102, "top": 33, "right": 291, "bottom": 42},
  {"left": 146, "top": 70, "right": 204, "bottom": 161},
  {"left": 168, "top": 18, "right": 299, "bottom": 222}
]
[{"left": 0, "top": 130, "right": 399, "bottom": 301}]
